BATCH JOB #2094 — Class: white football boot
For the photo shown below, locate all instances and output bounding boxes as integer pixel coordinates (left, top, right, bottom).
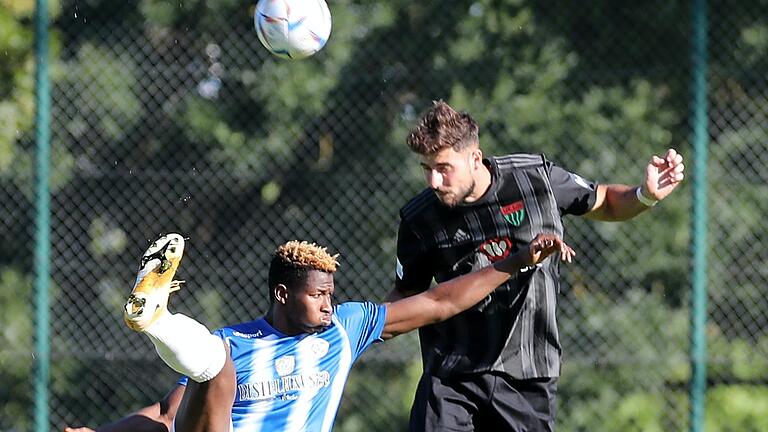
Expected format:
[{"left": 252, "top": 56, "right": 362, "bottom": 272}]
[{"left": 124, "top": 233, "right": 185, "bottom": 332}]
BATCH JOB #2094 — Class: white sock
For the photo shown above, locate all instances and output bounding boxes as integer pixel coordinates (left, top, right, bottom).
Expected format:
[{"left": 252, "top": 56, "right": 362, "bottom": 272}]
[{"left": 144, "top": 313, "right": 227, "bottom": 383}]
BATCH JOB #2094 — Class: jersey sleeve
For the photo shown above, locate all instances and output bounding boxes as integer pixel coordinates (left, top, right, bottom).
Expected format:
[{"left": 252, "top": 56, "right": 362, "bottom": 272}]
[
  {"left": 547, "top": 162, "right": 598, "bottom": 216},
  {"left": 334, "top": 301, "right": 387, "bottom": 360},
  {"left": 394, "top": 219, "right": 433, "bottom": 295}
]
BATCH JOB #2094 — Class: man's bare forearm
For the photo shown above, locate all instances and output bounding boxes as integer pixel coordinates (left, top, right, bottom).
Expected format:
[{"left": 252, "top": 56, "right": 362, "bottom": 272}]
[{"left": 95, "top": 413, "right": 170, "bottom": 432}]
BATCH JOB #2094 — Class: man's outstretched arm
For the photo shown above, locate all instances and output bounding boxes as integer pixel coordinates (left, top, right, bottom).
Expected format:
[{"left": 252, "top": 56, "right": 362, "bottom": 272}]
[
  {"left": 587, "top": 148, "right": 685, "bottom": 221},
  {"left": 63, "top": 384, "right": 184, "bottom": 432},
  {"left": 380, "top": 233, "right": 574, "bottom": 340}
]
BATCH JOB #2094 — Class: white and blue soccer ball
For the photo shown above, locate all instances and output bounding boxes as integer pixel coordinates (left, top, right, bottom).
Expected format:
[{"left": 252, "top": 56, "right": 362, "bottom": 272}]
[{"left": 254, "top": 0, "right": 332, "bottom": 60}]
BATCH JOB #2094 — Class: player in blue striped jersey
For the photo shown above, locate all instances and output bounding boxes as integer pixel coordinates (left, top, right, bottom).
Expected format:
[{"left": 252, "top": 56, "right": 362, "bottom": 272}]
[{"left": 65, "top": 233, "right": 574, "bottom": 432}]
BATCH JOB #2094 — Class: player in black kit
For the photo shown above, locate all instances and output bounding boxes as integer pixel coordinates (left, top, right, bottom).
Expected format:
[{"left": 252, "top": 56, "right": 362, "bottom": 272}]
[{"left": 388, "top": 100, "right": 685, "bottom": 431}]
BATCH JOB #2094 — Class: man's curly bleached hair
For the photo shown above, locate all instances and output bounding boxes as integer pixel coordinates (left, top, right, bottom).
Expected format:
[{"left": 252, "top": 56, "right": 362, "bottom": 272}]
[
  {"left": 274, "top": 240, "right": 339, "bottom": 273},
  {"left": 268, "top": 241, "right": 339, "bottom": 299},
  {"left": 406, "top": 100, "right": 479, "bottom": 155}
]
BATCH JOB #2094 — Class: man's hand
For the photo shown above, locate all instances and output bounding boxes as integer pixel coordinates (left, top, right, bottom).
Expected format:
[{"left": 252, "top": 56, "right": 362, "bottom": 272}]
[
  {"left": 381, "top": 232, "right": 576, "bottom": 340},
  {"left": 64, "top": 427, "right": 95, "bottom": 432},
  {"left": 525, "top": 233, "right": 575, "bottom": 267},
  {"left": 643, "top": 148, "right": 685, "bottom": 201}
]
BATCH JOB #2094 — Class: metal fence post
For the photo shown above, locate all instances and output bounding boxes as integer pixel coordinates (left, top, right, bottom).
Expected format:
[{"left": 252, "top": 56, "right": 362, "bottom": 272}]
[
  {"left": 689, "top": 0, "right": 709, "bottom": 430},
  {"left": 33, "top": 0, "right": 52, "bottom": 430}
]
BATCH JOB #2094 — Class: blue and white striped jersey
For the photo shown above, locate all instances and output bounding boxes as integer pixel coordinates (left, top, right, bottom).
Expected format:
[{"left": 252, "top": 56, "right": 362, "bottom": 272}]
[{"left": 181, "top": 301, "right": 386, "bottom": 432}]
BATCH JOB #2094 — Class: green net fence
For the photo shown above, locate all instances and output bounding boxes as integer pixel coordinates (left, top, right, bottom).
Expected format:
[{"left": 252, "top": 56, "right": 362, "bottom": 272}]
[{"left": 2, "top": 0, "right": 767, "bottom": 430}]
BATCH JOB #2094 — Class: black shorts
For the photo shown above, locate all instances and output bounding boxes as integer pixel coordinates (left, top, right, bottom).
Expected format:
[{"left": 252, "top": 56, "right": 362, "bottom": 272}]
[{"left": 408, "top": 372, "right": 557, "bottom": 432}]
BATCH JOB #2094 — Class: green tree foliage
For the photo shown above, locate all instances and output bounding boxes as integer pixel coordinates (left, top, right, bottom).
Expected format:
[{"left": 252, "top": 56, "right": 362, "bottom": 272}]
[
  {"left": 0, "top": 3, "right": 35, "bottom": 172},
  {"left": 3, "top": 0, "right": 768, "bottom": 429},
  {"left": 0, "top": 267, "right": 34, "bottom": 431},
  {"left": 0, "top": 1, "right": 70, "bottom": 193},
  {"left": 0, "top": 2, "right": 60, "bottom": 426},
  {"left": 558, "top": 290, "right": 689, "bottom": 431},
  {"left": 706, "top": 386, "right": 768, "bottom": 432}
]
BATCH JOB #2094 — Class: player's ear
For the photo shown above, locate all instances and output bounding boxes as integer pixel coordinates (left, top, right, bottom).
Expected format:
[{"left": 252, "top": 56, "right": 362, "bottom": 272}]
[
  {"left": 274, "top": 284, "right": 289, "bottom": 304},
  {"left": 471, "top": 147, "right": 483, "bottom": 169}
]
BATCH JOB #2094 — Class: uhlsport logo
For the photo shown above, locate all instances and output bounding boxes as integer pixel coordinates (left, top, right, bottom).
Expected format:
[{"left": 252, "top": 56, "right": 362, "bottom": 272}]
[{"left": 501, "top": 200, "right": 525, "bottom": 226}]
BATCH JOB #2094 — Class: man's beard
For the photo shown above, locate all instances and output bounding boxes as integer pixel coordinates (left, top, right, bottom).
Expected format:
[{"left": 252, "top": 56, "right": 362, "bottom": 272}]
[{"left": 435, "top": 179, "right": 476, "bottom": 208}]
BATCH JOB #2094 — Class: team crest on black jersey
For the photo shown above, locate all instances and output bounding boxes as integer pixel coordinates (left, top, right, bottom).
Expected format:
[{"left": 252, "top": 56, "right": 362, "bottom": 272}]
[
  {"left": 501, "top": 200, "right": 525, "bottom": 227},
  {"left": 479, "top": 237, "right": 513, "bottom": 262}
]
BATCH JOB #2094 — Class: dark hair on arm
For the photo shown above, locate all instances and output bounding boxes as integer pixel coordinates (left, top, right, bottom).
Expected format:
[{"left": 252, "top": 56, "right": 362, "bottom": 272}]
[{"left": 406, "top": 100, "right": 479, "bottom": 155}]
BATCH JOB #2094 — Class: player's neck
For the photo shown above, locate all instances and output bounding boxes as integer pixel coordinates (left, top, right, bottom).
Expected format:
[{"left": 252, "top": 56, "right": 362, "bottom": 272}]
[
  {"left": 463, "top": 163, "right": 493, "bottom": 204},
  {"left": 265, "top": 307, "right": 302, "bottom": 336}
]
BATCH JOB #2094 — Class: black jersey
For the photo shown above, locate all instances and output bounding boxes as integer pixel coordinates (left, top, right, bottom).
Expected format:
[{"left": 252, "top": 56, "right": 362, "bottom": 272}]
[{"left": 395, "top": 153, "right": 597, "bottom": 379}]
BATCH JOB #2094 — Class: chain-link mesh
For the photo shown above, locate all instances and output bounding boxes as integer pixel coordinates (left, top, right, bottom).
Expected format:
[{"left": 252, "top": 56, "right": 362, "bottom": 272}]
[
  {"left": 704, "top": 1, "right": 768, "bottom": 430},
  {"left": 2, "top": 0, "right": 767, "bottom": 430}
]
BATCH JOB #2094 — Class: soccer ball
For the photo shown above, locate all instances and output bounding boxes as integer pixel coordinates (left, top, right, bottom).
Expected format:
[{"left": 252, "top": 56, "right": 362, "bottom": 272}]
[{"left": 254, "top": 0, "right": 332, "bottom": 60}]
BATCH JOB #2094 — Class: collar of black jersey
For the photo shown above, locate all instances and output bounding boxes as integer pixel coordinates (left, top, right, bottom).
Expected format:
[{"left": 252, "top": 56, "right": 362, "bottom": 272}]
[{"left": 454, "top": 158, "right": 501, "bottom": 208}]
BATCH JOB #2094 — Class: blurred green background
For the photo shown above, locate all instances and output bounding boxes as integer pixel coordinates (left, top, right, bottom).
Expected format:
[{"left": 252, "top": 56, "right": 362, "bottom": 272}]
[{"left": 2, "top": 0, "right": 767, "bottom": 430}]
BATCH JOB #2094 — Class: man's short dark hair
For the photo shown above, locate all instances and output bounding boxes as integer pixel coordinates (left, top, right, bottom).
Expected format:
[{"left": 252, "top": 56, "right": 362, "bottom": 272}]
[{"left": 407, "top": 100, "right": 479, "bottom": 155}]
